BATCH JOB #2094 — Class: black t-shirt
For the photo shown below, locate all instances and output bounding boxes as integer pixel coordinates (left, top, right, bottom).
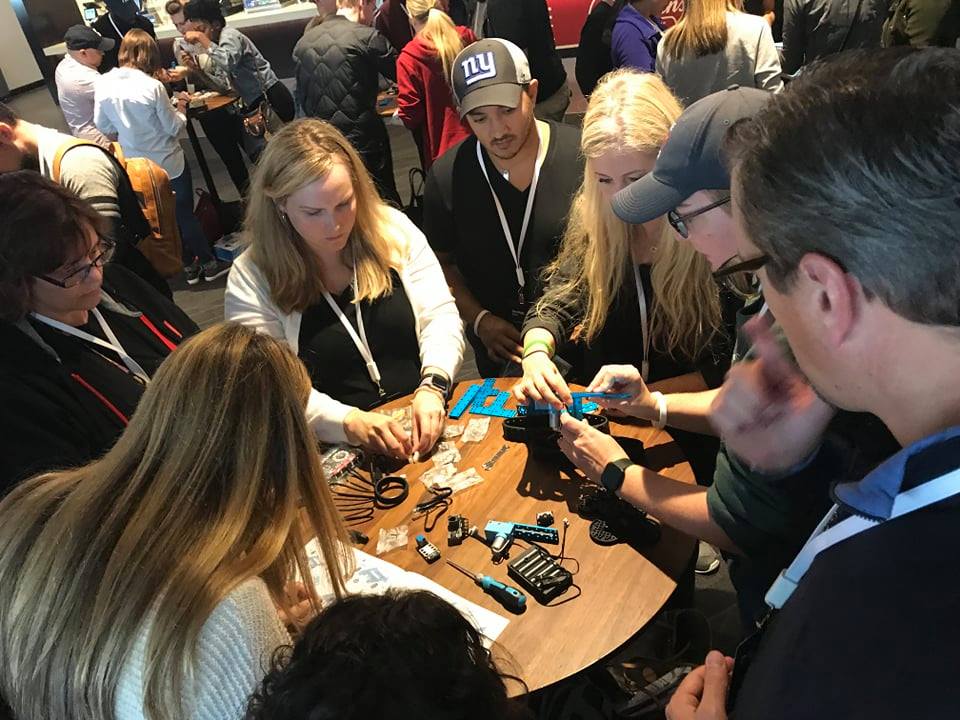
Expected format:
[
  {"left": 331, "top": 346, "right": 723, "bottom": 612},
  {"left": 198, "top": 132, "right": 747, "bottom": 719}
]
[
  {"left": 575, "top": 0, "right": 618, "bottom": 97},
  {"left": 298, "top": 270, "right": 422, "bottom": 410},
  {"left": 424, "top": 120, "right": 584, "bottom": 327},
  {"left": 732, "top": 434, "right": 960, "bottom": 719}
]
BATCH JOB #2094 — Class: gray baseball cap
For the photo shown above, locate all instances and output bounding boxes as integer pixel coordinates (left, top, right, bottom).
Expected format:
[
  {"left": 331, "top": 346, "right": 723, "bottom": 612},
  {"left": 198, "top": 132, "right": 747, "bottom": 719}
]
[
  {"left": 612, "top": 85, "right": 772, "bottom": 224},
  {"left": 451, "top": 38, "right": 532, "bottom": 119}
]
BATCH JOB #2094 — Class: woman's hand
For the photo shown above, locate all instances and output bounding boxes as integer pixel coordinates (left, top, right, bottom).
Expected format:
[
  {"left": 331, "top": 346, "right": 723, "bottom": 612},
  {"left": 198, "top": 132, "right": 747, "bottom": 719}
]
[
  {"left": 411, "top": 387, "right": 445, "bottom": 455},
  {"left": 343, "top": 409, "right": 412, "bottom": 459},
  {"left": 512, "top": 351, "right": 573, "bottom": 409},
  {"left": 588, "top": 364, "right": 656, "bottom": 419},
  {"left": 183, "top": 30, "right": 211, "bottom": 48},
  {"left": 276, "top": 582, "right": 317, "bottom": 630},
  {"left": 166, "top": 65, "right": 189, "bottom": 82}
]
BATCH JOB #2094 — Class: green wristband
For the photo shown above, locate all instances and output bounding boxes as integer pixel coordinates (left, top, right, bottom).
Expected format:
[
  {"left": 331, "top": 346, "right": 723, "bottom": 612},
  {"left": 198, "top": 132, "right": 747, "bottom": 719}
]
[{"left": 523, "top": 339, "right": 554, "bottom": 358}]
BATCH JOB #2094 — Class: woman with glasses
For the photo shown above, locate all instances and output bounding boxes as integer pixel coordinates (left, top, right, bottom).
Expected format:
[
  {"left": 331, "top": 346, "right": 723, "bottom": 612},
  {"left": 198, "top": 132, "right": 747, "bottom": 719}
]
[{"left": 0, "top": 172, "right": 197, "bottom": 495}]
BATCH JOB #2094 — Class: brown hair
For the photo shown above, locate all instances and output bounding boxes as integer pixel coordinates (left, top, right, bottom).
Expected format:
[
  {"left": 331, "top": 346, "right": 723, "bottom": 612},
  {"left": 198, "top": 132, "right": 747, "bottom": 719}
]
[
  {"left": 0, "top": 171, "right": 106, "bottom": 323},
  {"left": 165, "top": 0, "right": 183, "bottom": 15},
  {"left": 0, "top": 323, "right": 352, "bottom": 720},
  {"left": 119, "top": 28, "right": 163, "bottom": 75},
  {"left": 660, "top": 0, "right": 742, "bottom": 60}
]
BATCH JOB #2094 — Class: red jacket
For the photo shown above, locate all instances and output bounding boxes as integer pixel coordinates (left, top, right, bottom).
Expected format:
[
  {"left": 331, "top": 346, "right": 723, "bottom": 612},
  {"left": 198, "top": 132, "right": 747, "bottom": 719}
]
[{"left": 396, "top": 26, "right": 476, "bottom": 170}]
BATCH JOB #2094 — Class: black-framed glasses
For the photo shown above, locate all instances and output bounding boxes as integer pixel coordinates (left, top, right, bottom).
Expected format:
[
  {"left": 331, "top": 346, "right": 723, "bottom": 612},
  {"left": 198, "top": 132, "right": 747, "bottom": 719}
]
[
  {"left": 667, "top": 195, "right": 731, "bottom": 239},
  {"left": 37, "top": 239, "right": 115, "bottom": 289},
  {"left": 712, "top": 252, "right": 770, "bottom": 299}
]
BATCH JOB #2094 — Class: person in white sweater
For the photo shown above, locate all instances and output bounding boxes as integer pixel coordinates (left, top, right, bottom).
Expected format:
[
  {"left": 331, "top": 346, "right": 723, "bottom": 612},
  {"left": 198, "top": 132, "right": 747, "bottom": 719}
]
[
  {"left": 0, "top": 323, "right": 352, "bottom": 720},
  {"left": 656, "top": 0, "right": 783, "bottom": 106},
  {"left": 225, "top": 119, "right": 464, "bottom": 459}
]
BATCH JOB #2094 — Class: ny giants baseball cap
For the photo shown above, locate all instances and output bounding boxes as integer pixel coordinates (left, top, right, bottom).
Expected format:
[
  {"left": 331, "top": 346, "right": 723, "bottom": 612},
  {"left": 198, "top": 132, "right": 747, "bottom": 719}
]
[
  {"left": 612, "top": 85, "right": 773, "bottom": 225},
  {"left": 451, "top": 38, "right": 532, "bottom": 119}
]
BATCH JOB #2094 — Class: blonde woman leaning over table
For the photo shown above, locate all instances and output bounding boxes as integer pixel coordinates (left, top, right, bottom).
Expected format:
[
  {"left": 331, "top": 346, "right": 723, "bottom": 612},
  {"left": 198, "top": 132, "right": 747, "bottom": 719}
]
[
  {"left": 0, "top": 323, "right": 352, "bottom": 720},
  {"left": 226, "top": 119, "right": 464, "bottom": 460},
  {"left": 513, "top": 70, "right": 741, "bottom": 482}
]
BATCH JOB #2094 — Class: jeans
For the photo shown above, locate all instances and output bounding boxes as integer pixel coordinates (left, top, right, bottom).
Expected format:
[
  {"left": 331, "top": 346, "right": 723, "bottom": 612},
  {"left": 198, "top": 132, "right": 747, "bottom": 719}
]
[{"left": 170, "top": 164, "right": 214, "bottom": 265}]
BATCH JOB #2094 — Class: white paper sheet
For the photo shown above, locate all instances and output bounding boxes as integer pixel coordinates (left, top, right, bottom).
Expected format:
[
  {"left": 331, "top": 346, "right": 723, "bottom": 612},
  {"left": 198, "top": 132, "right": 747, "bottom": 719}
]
[{"left": 306, "top": 541, "right": 510, "bottom": 646}]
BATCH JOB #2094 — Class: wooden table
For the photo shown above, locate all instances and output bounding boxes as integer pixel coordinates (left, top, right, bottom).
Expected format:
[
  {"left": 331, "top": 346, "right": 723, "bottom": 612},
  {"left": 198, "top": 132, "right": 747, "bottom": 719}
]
[{"left": 352, "top": 379, "right": 696, "bottom": 695}]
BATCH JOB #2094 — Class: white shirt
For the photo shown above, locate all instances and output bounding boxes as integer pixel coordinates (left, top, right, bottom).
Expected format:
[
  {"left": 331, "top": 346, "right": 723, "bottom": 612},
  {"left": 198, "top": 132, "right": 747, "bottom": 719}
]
[
  {"left": 55, "top": 54, "right": 113, "bottom": 148},
  {"left": 94, "top": 66, "right": 187, "bottom": 179},
  {"left": 225, "top": 208, "right": 465, "bottom": 443},
  {"left": 115, "top": 577, "right": 290, "bottom": 720}
]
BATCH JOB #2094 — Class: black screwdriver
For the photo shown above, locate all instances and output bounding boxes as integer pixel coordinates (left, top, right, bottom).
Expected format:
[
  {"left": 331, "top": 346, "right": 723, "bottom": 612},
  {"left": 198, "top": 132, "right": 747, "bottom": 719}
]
[{"left": 447, "top": 560, "right": 527, "bottom": 613}]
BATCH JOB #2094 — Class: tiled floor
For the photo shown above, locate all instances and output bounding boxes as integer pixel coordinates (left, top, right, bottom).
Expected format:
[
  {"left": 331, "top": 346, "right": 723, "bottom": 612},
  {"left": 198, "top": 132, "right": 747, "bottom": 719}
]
[{"left": 6, "top": 60, "right": 741, "bottom": 662}]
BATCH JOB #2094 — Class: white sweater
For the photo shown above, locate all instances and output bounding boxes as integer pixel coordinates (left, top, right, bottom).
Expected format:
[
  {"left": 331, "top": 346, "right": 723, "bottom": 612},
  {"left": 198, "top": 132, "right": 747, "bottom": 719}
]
[
  {"left": 656, "top": 12, "right": 783, "bottom": 106},
  {"left": 225, "top": 207, "right": 465, "bottom": 442},
  {"left": 115, "top": 577, "right": 290, "bottom": 720}
]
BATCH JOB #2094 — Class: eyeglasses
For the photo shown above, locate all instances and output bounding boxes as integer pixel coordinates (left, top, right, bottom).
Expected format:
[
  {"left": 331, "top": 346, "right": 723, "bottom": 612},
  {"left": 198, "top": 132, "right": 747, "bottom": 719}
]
[
  {"left": 37, "top": 239, "right": 115, "bottom": 289},
  {"left": 712, "top": 252, "right": 770, "bottom": 300},
  {"left": 667, "top": 195, "right": 731, "bottom": 239}
]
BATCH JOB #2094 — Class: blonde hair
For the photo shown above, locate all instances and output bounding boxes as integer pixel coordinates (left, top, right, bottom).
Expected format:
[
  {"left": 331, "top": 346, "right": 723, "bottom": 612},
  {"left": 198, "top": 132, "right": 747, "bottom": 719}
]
[
  {"left": 119, "top": 28, "right": 162, "bottom": 75},
  {"left": 661, "top": 0, "right": 743, "bottom": 60},
  {"left": 244, "top": 119, "right": 401, "bottom": 315},
  {"left": 407, "top": 0, "right": 467, "bottom": 86},
  {"left": 0, "top": 323, "right": 352, "bottom": 720},
  {"left": 537, "top": 70, "right": 723, "bottom": 361}
]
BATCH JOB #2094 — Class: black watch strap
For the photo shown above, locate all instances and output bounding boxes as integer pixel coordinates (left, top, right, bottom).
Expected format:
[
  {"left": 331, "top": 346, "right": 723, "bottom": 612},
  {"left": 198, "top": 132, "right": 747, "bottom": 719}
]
[{"left": 600, "top": 458, "right": 634, "bottom": 493}]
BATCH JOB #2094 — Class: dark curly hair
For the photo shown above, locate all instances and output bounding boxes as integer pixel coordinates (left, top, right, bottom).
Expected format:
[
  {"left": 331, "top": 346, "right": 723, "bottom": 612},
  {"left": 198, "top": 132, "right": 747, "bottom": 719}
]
[
  {"left": 245, "top": 590, "right": 532, "bottom": 720},
  {"left": 0, "top": 171, "right": 105, "bottom": 323}
]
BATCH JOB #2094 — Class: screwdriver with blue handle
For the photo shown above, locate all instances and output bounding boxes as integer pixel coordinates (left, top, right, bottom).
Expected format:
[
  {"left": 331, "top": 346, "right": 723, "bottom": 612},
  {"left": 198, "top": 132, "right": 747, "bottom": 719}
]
[{"left": 447, "top": 560, "right": 527, "bottom": 613}]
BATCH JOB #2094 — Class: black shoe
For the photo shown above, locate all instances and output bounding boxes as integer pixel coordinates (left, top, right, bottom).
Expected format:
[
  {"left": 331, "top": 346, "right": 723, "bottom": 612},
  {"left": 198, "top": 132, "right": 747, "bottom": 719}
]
[
  {"left": 184, "top": 260, "right": 202, "bottom": 285},
  {"left": 202, "top": 258, "right": 232, "bottom": 282}
]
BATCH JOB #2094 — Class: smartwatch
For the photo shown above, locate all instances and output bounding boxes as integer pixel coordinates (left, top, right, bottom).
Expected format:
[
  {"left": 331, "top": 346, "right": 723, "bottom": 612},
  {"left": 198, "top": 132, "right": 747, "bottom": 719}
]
[
  {"left": 419, "top": 372, "right": 451, "bottom": 401},
  {"left": 600, "top": 458, "right": 635, "bottom": 494}
]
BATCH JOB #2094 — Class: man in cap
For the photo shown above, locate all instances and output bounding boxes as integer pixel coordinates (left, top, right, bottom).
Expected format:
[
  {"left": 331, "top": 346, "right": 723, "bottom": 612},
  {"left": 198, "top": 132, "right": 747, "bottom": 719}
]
[
  {"left": 55, "top": 26, "right": 116, "bottom": 148},
  {"left": 92, "top": 0, "right": 157, "bottom": 72},
  {"left": 555, "top": 85, "right": 898, "bottom": 627},
  {"left": 423, "top": 38, "right": 583, "bottom": 377}
]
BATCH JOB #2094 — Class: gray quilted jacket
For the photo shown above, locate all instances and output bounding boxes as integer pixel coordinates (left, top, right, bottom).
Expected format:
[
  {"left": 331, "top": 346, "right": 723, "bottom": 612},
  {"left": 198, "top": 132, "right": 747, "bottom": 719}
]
[{"left": 293, "top": 15, "right": 397, "bottom": 157}]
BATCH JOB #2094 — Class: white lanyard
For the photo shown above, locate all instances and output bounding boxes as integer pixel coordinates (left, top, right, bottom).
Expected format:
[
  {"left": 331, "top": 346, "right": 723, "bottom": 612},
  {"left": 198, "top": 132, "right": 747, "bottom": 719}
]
[
  {"left": 321, "top": 268, "right": 384, "bottom": 397},
  {"left": 475, "top": 123, "right": 547, "bottom": 304},
  {"left": 633, "top": 264, "right": 650, "bottom": 381},
  {"left": 32, "top": 308, "right": 150, "bottom": 383},
  {"left": 765, "top": 466, "right": 960, "bottom": 610},
  {"left": 108, "top": 13, "right": 123, "bottom": 39}
]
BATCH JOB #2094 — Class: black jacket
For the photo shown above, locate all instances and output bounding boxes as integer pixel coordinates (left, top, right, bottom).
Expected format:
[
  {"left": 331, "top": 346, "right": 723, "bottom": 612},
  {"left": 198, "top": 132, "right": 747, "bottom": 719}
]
[
  {"left": 0, "top": 265, "right": 197, "bottom": 496},
  {"left": 293, "top": 16, "right": 397, "bottom": 159},
  {"left": 92, "top": 12, "right": 157, "bottom": 72},
  {"left": 481, "top": 0, "right": 568, "bottom": 99}
]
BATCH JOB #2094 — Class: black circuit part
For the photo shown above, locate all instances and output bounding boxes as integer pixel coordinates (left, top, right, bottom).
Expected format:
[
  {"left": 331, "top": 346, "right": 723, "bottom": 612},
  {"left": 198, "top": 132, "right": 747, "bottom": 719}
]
[
  {"left": 536, "top": 511, "right": 555, "bottom": 527},
  {"left": 507, "top": 545, "right": 574, "bottom": 604},
  {"left": 448, "top": 514, "right": 469, "bottom": 546},
  {"left": 589, "top": 519, "right": 621, "bottom": 546},
  {"left": 581, "top": 488, "right": 662, "bottom": 547}
]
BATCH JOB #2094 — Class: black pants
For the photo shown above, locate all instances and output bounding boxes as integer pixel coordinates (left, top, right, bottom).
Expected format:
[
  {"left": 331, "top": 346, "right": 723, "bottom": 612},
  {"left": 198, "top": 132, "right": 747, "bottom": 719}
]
[
  {"left": 198, "top": 107, "right": 250, "bottom": 196},
  {"left": 265, "top": 81, "right": 296, "bottom": 122}
]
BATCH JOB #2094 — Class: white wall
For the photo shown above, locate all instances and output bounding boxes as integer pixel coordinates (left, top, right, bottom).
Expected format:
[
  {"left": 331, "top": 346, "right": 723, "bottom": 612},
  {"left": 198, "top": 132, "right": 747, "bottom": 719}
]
[{"left": 0, "top": 2, "right": 43, "bottom": 91}]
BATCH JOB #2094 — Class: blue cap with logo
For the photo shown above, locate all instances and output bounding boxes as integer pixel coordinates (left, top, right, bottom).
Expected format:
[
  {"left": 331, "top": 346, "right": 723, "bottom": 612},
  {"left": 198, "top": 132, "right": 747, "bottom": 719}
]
[
  {"left": 612, "top": 85, "right": 773, "bottom": 225},
  {"left": 451, "top": 38, "right": 532, "bottom": 119}
]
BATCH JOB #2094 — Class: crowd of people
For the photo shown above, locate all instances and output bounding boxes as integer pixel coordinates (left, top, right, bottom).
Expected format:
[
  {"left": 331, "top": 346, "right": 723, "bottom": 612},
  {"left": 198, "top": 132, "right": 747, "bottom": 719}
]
[{"left": 0, "top": 0, "right": 958, "bottom": 716}]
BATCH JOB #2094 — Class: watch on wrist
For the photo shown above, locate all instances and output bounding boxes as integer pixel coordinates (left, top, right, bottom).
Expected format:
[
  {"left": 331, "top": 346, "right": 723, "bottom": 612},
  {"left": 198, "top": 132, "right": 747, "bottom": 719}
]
[
  {"left": 419, "top": 372, "right": 451, "bottom": 402},
  {"left": 600, "top": 458, "right": 635, "bottom": 494}
]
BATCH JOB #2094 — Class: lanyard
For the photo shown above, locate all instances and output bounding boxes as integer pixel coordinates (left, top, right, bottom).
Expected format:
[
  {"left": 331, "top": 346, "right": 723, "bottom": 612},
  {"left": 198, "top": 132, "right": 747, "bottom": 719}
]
[
  {"left": 321, "top": 268, "right": 384, "bottom": 397},
  {"left": 475, "top": 123, "right": 547, "bottom": 305},
  {"left": 108, "top": 13, "right": 123, "bottom": 39},
  {"left": 633, "top": 264, "right": 650, "bottom": 381},
  {"left": 765, "top": 466, "right": 960, "bottom": 610},
  {"left": 32, "top": 308, "right": 150, "bottom": 383}
]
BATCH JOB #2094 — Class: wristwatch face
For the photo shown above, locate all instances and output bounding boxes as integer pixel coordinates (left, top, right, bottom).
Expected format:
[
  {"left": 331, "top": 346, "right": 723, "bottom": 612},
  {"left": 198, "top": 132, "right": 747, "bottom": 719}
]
[
  {"left": 422, "top": 373, "right": 450, "bottom": 398},
  {"left": 601, "top": 459, "right": 631, "bottom": 493}
]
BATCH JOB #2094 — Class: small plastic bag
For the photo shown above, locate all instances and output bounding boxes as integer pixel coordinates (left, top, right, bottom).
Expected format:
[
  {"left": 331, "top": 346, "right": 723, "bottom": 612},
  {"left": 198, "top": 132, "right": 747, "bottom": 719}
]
[
  {"left": 432, "top": 441, "right": 461, "bottom": 467},
  {"left": 376, "top": 525, "right": 409, "bottom": 555},
  {"left": 442, "top": 424, "right": 464, "bottom": 439},
  {"left": 462, "top": 417, "right": 492, "bottom": 443}
]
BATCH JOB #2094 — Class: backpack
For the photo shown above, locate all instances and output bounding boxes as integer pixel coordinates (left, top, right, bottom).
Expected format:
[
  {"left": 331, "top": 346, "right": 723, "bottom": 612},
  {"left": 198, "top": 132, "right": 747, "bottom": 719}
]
[{"left": 52, "top": 140, "right": 184, "bottom": 278}]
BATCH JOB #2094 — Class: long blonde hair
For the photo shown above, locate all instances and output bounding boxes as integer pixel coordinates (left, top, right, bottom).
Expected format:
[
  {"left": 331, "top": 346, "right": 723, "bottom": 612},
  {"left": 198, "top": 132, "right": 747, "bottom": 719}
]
[
  {"left": 661, "top": 0, "right": 743, "bottom": 60},
  {"left": 0, "top": 323, "right": 352, "bottom": 720},
  {"left": 245, "top": 119, "right": 401, "bottom": 314},
  {"left": 537, "top": 70, "right": 723, "bottom": 361},
  {"left": 407, "top": 0, "right": 466, "bottom": 85}
]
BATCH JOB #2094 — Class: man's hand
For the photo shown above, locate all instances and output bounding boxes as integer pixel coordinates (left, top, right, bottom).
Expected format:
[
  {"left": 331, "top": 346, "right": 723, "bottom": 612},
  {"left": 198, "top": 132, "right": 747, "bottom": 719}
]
[
  {"left": 587, "top": 364, "right": 656, "bottom": 419},
  {"left": 179, "top": 52, "right": 200, "bottom": 72},
  {"left": 513, "top": 351, "right": 573, "bottom": 409},
  {"left": 343, "top": 409, "right": 412, "bottom": 459},
  {"left": 709, "top": 317, "right": 835, "bottom": 473},
  {"left": 557, "top": 413, "right": 629, "bottom": 484},
  {"left": 166, "top": 65, "right": 189, "bottom": 82},
  {"left": 410, "top": 387, "right": 445, "bottom": 455},
  {"left": 475, "top": 312, "right": 523, "bottom": 365},
  {"left": 665, "top": 651, "right": 733, "bottom": 720}
]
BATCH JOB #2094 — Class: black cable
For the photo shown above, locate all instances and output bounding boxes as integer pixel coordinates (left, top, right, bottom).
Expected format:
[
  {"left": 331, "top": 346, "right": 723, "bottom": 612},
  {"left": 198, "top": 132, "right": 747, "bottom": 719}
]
[{"left": 374, "top": 475, "right": 408, "bottom": 508}]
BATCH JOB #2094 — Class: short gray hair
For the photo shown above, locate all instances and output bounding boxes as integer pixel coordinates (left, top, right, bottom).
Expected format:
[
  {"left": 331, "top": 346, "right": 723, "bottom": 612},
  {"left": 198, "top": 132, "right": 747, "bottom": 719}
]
[{"left": 725, "top": 48, "right": 960, "bottom": 327}]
